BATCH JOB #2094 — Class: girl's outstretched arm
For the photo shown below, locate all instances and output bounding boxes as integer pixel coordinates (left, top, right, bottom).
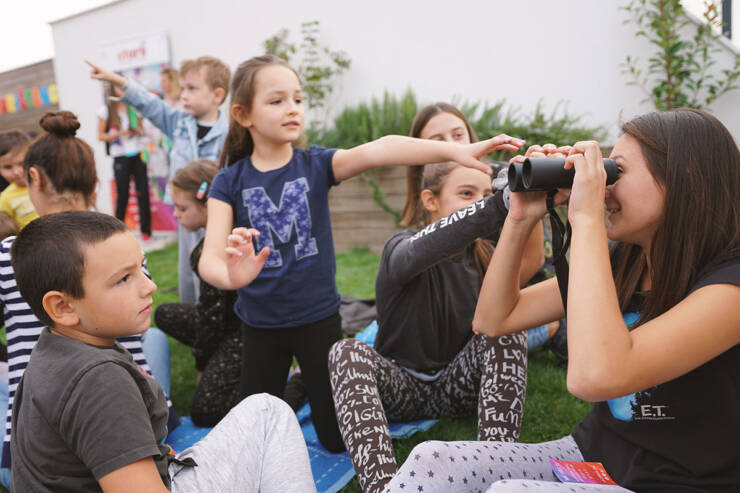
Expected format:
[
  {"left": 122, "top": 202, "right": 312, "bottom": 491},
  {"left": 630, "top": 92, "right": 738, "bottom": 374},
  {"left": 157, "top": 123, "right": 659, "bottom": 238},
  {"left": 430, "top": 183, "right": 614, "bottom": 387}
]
[
  {"left": 331, "top": 134, "right": 524, "bottom": 182},
  {"left": 562, "top": 141, "right": 740, "bottom": 402},
  {"left": 199, "top": 199, "right": 270, "bottom": 290}
]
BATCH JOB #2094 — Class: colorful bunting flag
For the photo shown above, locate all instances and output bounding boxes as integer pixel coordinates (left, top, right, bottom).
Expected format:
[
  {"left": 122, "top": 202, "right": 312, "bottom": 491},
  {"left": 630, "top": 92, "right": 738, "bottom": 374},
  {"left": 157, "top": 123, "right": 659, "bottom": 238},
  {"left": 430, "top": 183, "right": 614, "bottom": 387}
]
[{"left": 0, "top": 84, "right": 59, "bottom": 114}]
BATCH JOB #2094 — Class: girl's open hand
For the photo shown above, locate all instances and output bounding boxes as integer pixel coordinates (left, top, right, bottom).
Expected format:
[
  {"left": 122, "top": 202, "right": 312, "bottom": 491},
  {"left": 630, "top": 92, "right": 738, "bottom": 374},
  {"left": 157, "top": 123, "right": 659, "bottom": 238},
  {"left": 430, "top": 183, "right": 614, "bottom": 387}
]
[
  {"left": 456, "top": 134, "right": 526, "bottom": 175},
  {"left": 225, "top": 227, "right": 270, "bottom": 288},
  {"left": 565, "top": 140, "right": 607, "bottom": 225},
  {"left": 507, "top": 144, "right": 571, "bottom": 222},
  {"left": 86, "top": 60, "right": 126, "bottom": 87}
]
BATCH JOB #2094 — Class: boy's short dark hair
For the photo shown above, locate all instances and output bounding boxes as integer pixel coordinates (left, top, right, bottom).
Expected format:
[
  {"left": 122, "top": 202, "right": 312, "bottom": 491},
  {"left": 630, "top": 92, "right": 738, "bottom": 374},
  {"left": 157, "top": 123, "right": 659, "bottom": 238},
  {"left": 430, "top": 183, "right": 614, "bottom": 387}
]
[
  {"left": 11, "top": 211, "right": 128, "bottom": 326},
  {"left": 180, "top": 56, "right": 231, "bottom": 102}
]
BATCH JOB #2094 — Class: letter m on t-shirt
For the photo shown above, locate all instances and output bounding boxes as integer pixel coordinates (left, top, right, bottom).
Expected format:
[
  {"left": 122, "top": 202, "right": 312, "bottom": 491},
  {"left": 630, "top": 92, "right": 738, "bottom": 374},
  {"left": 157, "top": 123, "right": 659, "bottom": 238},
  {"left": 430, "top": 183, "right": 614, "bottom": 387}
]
[{"left": 242, "top": 177, "right": 318, "bottom": 268}]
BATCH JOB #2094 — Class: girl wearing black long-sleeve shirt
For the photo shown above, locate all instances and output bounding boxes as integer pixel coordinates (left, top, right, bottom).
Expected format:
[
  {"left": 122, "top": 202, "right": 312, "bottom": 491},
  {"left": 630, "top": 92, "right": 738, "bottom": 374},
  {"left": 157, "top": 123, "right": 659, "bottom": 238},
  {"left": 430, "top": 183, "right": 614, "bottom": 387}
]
[{"left": 328, "top": 158, "right": 544, "bottom": 493}]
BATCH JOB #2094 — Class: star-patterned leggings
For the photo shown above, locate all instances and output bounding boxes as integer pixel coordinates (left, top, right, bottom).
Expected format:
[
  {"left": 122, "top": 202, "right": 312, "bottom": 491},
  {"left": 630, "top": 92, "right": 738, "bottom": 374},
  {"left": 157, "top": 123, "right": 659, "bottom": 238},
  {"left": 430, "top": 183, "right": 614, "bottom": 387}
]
[
  {"left": 328, "top": 332, "right": 528, "bottom": 493},
  {"left": 384, "top": 436, "right": 634, "bottom": 493}
]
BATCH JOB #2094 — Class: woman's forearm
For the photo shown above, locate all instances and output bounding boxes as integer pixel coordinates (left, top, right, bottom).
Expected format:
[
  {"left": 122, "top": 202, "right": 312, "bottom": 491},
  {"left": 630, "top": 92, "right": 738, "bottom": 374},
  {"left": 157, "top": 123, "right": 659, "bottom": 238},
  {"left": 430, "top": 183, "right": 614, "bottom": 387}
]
[
  {"left": 472, "top": 215, "right": 542, "bottom": 335},
  {"left": 518, "top": 222, "right": 545, "bottom": 287},
  {"left": 565, "top": 216, "right": 631, "bottom": 399}
]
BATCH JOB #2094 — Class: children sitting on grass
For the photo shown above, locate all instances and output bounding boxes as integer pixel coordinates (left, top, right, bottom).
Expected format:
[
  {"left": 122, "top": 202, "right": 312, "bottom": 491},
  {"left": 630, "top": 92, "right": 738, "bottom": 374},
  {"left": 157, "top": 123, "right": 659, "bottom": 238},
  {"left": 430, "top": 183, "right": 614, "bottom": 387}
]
[{"left": 10, "top": 211, "right": 316, "bottom": 492}]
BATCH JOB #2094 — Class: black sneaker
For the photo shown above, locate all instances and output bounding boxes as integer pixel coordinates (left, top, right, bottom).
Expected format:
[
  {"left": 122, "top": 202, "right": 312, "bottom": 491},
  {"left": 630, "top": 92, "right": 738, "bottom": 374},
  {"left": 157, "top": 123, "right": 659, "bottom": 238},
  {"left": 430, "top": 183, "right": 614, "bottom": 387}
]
[{"left": 283, "top": 372, "right": 307, "bottom": 412}]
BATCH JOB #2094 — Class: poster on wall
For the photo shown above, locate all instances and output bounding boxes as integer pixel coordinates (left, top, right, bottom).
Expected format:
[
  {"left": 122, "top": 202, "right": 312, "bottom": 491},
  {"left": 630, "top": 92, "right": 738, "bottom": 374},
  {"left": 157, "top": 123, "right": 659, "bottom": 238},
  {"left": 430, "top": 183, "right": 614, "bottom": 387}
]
[{"left": 97, "top": 32, "right": 177, "bottom": 233}]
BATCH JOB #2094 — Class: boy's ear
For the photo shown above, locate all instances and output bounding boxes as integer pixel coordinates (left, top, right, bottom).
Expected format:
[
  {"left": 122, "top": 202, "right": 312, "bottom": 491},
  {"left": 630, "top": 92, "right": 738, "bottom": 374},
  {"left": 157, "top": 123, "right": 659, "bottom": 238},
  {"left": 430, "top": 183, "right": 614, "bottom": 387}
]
[
  {"left": 420, "top": 189, "right": 439, "bottom": 215},
  {"left": 213, "top": 87, "right": 226, "bottom": 106},
  {"left": 42, "top": 291, "right": 80, "bottom": 328},
  {"left": 231, "top": 104, "right": 251, "bottom": 128}
]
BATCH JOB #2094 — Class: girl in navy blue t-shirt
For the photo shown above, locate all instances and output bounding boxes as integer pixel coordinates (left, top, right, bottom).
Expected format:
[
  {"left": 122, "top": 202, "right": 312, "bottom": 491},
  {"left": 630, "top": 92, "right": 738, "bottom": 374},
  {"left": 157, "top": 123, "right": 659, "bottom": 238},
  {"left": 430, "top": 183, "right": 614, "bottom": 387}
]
[{"left": 198, "top": 54, "right": 525, "bottom": 452}]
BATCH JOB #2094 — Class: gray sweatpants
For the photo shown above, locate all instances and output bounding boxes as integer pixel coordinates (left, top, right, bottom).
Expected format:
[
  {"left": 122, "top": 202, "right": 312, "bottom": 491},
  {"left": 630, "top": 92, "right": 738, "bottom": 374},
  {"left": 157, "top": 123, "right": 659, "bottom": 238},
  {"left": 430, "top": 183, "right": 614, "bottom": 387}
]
[
  {"left": 170, "top": 393, "right": 316, "bottom": 493},
  {"left": 384, "top": 436, "right": 633, "bottom": 493},
  {"left": 177, "top": 225, "right": 203, "bottom": 304}
]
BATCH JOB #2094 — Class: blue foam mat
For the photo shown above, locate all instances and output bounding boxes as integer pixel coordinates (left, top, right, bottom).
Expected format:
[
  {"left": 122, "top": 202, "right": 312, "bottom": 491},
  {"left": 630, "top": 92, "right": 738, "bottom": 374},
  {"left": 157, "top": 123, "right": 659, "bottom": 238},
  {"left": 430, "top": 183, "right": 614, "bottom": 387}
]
[{"left": 166, "top": 321, "right": 439, "bottom": 493}]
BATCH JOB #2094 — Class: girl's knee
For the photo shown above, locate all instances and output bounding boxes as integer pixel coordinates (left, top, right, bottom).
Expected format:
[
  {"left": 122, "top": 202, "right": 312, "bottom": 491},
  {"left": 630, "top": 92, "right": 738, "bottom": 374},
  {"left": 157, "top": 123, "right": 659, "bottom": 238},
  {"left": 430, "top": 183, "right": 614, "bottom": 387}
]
[
  {"left": 328, "top": 338, "right": 370, "bottom": 368},
  {"left": 235, "top": 392, "right": 291, "bottom": 416},
  {"left": 405, "top": 440, "right": 447, "bottom": 464}
]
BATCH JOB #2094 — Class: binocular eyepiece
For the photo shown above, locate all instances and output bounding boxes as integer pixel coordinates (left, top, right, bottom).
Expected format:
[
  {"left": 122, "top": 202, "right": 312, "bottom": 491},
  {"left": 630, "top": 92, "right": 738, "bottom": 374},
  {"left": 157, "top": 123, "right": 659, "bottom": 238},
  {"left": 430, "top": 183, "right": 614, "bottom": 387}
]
[{"left": 508, "top": 157, "right": 619, "bottom": 192}]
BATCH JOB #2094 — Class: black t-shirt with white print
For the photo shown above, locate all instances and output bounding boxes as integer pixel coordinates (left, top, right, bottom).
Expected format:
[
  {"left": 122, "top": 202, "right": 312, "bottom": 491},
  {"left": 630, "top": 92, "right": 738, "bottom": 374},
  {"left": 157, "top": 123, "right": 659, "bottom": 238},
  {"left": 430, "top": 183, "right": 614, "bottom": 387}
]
[{"left": 573, "top": 250, "right": 740, "bottom": 492}]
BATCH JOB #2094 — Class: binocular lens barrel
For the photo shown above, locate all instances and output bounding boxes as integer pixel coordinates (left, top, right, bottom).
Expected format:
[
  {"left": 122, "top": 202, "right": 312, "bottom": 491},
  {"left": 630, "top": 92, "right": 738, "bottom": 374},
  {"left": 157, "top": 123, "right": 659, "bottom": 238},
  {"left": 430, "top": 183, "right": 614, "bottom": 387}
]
[{"left": 508, "top": 157, "right": 619, "bottom": 192}]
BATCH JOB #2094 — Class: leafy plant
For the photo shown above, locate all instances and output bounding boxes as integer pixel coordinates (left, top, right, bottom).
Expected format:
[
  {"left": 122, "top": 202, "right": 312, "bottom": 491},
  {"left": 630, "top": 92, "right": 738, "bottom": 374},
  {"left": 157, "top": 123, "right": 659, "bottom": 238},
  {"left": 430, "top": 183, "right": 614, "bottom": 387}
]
[
  {"left": 309, "top": 90, "right": 607, "bottom": 223},
  {"left": 263, "top": 21, "right": 351, "bottom": 127},
  {"left": 459, "top": 99, "right": 608, "bottom": 162},
  {"left": 621, "top": 0, "right": 740, "bottom": 110}
]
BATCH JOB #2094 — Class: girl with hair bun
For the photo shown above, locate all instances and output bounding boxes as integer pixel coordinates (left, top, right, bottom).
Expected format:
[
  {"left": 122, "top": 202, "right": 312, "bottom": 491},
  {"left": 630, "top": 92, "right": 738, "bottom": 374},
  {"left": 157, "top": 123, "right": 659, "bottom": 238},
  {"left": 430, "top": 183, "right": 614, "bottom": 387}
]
[
  {"left": 327, "top": 102, "right": 552, "bottom": 492},
  {"left": 0, "top": 111, "right": 175, "bottom": 489}
]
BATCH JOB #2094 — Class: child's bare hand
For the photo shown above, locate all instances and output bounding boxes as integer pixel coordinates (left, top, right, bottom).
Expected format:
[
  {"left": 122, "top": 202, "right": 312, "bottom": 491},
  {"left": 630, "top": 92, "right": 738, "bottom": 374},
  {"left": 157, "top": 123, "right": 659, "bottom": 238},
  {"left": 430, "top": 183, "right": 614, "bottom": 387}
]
[
  {"left": 458, "top": 134, "right": 526, "bottom": 175},
  {"left": 507, "top": 144, "right": 571, "bottom": 222},
  {"left": 86, "top": 60, "right": 126, "bottom": 87},
  {"left": 510, "top": 144, "right": 572, "bottom": 164},
  {"left": 225, "top": 227, "right": 270, "bottom": 288}
]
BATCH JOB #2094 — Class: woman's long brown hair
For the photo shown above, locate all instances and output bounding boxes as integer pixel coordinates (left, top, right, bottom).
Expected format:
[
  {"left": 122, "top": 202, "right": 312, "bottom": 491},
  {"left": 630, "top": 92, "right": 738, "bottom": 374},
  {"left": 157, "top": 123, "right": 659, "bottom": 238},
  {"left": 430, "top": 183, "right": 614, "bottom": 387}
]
[{"left": 612, "top": 109, "right": 740, "bottom": 325}]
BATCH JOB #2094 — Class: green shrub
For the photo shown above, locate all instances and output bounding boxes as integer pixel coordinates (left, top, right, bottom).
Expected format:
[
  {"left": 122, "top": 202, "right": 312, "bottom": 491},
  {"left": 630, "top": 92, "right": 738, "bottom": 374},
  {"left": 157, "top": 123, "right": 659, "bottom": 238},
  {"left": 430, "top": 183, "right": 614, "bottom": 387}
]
[{"left": 308, "top": 90, "right": 607, "bottom": 222}]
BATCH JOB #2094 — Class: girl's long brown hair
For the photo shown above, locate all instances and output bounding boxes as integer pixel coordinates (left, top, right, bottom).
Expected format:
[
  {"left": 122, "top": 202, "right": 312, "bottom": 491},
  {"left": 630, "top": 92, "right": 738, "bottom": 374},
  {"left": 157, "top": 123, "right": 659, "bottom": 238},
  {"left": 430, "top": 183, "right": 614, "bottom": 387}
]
[
  {"left": 401, "top": 102, "right": 478, "bottom": 227},
  {"left": 402, "top": 103, "right": 492, "bottom": 279},
  {"left": 612, "top": 109, "right": 740, "bottom": 325},
  {"left": 219, "top": 55, "right": 298, "bottom": 168}
]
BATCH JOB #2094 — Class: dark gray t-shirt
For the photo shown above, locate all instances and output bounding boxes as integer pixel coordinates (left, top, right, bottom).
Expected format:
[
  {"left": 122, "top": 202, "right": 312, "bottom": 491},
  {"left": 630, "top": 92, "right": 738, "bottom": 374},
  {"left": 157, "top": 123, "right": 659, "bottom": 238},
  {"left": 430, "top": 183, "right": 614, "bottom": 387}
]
[
  {"left": 11, "top": 329, "right": 172, "bottom": 492},
  {"left": 374, "top": 191, "right": 509, "bottom": 371}
]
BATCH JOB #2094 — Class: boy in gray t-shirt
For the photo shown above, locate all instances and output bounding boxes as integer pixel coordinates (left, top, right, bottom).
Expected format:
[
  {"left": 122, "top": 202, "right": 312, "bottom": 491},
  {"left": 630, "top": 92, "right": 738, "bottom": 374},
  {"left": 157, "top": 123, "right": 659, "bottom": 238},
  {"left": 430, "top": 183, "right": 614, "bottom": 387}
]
[{"left": 9, "top": 211, "right": 315, "bottom": 492}]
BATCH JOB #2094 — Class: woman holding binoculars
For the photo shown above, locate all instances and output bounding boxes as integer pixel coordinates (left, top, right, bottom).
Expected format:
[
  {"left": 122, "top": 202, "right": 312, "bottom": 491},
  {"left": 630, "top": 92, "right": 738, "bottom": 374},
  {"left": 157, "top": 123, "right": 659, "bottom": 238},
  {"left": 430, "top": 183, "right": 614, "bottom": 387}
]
[{"left": 384, "top": 108, "right": 740, "bottom": 493}]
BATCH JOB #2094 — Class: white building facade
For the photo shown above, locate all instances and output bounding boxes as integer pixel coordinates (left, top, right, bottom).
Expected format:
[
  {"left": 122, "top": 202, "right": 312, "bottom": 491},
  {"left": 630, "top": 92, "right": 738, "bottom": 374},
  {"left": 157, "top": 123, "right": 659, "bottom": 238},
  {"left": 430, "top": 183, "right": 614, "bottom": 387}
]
[{"left": 50, "top": 0, "right": 740, "bottom": 213}]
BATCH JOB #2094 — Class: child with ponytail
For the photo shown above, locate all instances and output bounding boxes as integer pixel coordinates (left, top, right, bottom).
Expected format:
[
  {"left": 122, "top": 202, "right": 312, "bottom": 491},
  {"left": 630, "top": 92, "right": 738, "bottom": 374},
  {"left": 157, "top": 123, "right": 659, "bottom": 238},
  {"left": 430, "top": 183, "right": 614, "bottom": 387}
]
[{"left": 198, "top": 56, "right": 524, "bottom": 453}]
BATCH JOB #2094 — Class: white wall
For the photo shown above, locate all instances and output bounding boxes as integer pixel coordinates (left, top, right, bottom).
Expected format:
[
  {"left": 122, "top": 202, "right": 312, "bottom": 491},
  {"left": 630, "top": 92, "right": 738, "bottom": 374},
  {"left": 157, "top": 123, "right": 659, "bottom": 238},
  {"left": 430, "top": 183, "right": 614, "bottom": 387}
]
[{"left": 51, "top": 0, "right": 740, "bottom": 213}]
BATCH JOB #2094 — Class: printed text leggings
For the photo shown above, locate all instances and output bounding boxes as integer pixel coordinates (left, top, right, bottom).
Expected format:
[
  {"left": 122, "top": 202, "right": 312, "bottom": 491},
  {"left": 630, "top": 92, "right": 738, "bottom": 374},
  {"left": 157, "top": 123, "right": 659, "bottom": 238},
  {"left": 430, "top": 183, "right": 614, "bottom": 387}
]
[{"left": 328, "top": 332, "right": 528, "bottom": 493}]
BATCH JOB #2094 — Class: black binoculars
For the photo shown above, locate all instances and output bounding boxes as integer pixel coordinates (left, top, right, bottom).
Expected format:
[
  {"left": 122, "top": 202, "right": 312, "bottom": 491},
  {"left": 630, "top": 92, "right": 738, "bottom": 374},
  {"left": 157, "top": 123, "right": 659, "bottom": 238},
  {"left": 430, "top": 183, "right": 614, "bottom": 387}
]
[{"left": 508, "top": 157, "right": 619, "bottom": 192}]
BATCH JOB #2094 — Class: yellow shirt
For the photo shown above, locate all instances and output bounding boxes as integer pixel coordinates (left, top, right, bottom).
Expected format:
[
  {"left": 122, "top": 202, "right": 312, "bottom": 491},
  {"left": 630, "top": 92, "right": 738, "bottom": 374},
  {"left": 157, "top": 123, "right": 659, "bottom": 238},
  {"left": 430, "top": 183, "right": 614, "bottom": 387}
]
[{"left": 0, "top": 183, "right": 38, "bottom": 229}]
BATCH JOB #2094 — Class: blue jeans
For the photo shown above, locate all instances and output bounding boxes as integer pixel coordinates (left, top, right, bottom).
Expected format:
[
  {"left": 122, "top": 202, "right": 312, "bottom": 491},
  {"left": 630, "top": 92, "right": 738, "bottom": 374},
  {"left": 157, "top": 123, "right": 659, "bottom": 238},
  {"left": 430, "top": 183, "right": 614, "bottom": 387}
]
[
  {"left": 0, "top": 378, "right": 8, "bottom": 488},
  {"left": 141, "top": 327, "right": 171, "bottom": 396}
]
